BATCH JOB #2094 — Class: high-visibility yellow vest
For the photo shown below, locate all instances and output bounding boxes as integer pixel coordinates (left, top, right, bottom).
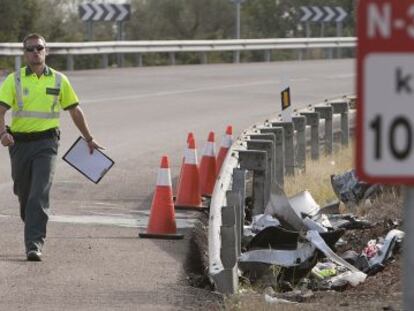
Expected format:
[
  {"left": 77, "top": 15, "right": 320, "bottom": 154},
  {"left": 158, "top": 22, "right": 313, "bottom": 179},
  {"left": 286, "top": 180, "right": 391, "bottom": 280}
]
[{"left": 0, "top": 66, "right": 79, "bottom": 133}]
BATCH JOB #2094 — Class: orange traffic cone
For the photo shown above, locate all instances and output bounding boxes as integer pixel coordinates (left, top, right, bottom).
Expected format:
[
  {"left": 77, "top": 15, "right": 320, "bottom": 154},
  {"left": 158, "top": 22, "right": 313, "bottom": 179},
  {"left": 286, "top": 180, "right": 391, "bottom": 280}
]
[
  {"left": 175, "top": 136, "right": 203, "bottom": 209},
  {"left": 139, "top": 155, "right": 184, "bottom": 239},
  {"left": 216, "top": 125, "right": 233, "bottom": 174},
  {"left": 199, "top": 131, "right": 217, "bottom": 197},
  {"left": 175, "top": 132, "right": 194, "bottom": 197}
]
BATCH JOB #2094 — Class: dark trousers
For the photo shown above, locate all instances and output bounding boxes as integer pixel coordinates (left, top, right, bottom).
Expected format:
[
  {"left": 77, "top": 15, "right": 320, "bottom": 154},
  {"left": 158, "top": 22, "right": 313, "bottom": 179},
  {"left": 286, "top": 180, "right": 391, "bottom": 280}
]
[{"left": 8, "top": 138, "right": 58, "bottom": 252}]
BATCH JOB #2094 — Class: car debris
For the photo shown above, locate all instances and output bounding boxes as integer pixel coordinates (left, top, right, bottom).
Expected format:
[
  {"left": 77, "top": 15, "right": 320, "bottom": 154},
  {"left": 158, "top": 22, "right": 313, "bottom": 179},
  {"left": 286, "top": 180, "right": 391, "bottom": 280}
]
[
  {"left": 238, "top": 180, "right": 402, "bottom": 297},
  {"left": 330, "top": 169, "right": 381, "bottom": 208}
]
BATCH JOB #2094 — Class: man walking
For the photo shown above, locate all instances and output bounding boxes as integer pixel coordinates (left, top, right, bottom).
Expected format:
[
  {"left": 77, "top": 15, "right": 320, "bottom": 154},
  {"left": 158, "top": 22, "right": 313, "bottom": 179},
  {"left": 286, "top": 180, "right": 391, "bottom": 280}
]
[{"left": 0, "top": 33, "right": 102, "bottom": 261}]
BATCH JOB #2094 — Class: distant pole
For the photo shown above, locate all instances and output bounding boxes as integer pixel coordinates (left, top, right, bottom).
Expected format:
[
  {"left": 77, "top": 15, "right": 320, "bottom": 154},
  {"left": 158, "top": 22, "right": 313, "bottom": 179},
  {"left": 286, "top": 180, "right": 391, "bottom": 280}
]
[
  {"left": 230, "top": 0, "right": 245, "bottom": 63},
  {"left": 236, "top": 2, "right": 241, "bottom": 40},
  {"left": 86, "top": 21, "right": 93, "bottom": 41},
  {"left": 117, "top": 21, "right": 124, "bottom": 68},
  {"left": 337, "top": 21, "right": 343, "bottom": 58}
]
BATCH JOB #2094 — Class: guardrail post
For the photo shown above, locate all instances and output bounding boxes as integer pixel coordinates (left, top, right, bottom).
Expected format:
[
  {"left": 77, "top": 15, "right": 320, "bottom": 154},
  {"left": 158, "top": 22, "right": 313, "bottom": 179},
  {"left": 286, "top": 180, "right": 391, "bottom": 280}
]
[
  {"left": 246, "top": 140, "right": 275, "bottom": 186},
  {"left": 101, "top": 54, "right": 108, "bottom": 69},
  {"left": 301, "top": 112, "right": 320, "bottom": 160},
  {"left": 217, "top": 204, "right": 238, "bottom": 294},
  {"left": 292, "top": 116, "right": 306, "bottom": 171},
  {"left": 200, "top": 52, "right": 208, "bottom": 64},
  {"left": 227, "top": 191, "right": 242, "bottom": 256},
  {"left": 248, "top": 133, "right": 277, "bottom": 183},
  {"left": 14, "top": 56, "right": 21, "bottom": 72},
  {"left": 315, "top": 106, "right": 334, "bottom": 155},
  {"left": 67, "top": 55, "right": 74, "bottom": 71},
  {"left": 117, "top": 54, "right": 125, "bottom": 68},
  {"left": 233, "top": 168, "right": 247, "bottom": 245},
  {"left": 233, "top": 51, "right": 240, "bottom": 64},
  {"left": 264, "top": 50, "right": 271, "bottom": 62},
  {"left": 270, "top": 122, "right": 295, "bottom": 176},
  {"left": 331, "top": 101, "right": 349, "bottom": 147},
  {"left": 169, "top": 52, "right": 176, "bottom": 65},
  {"left": 259, "top": 127, "right": 284, "bottom": 188},
  {"left": 238, "top": 150, "right": 268, "bottom": 216},
  {"left": 135, "top": 54, "right": 143, "bottom": 67}
]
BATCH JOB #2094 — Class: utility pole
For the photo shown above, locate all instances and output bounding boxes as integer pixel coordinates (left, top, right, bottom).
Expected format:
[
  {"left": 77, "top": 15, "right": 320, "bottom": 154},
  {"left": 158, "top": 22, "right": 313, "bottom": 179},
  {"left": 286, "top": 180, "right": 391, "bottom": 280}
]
[{"left": 229, "top": 0, "right": 245, "bottom": 63}]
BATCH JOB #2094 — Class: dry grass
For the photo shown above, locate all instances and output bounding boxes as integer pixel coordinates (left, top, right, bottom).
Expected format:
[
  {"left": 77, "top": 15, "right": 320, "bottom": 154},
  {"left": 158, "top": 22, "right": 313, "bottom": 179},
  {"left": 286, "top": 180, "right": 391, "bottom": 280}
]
[{"left": 284, "top": 144, "right": 354, "bottom": 206}]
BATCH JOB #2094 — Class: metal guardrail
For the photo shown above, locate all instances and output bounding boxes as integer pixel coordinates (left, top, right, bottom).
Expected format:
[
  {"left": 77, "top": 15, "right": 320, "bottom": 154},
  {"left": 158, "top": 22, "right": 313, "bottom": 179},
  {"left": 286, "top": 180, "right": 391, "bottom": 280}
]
[
  {"left": 208, "top": 96, "right": 356, "bottom": 294},
  {"left": 0, "top": 37, "right": 356, "bottom": 71}
]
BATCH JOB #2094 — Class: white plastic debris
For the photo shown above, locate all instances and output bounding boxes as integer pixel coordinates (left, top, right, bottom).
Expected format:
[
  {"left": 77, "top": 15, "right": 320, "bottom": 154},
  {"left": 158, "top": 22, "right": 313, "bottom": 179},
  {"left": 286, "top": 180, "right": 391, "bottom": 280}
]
[
  {"left": 289, "top": 190, "right": 320, "bottom": 218},
  {"left": 251, "top": 214, "right": 280, "bottom": 233},
  {"left": 264, "top": 294, "right": 297, "bottom": 304},
  {"left": 327, "top": 271, "right": 367, "bottom": 287}
]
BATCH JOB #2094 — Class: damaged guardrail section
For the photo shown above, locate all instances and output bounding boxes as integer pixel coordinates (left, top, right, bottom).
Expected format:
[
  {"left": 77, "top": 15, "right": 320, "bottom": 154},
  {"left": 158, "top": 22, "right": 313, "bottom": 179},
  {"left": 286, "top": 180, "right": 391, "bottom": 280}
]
[{"left": 208, "top": 96, "right": 374, "bottom": 294}]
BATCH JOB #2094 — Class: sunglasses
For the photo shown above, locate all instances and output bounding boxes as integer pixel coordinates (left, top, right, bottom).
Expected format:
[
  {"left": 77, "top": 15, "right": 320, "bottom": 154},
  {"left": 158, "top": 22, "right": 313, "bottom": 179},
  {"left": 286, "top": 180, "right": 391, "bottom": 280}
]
[{"left": 24, "top": 45, "right": 45, "bottom": 52}]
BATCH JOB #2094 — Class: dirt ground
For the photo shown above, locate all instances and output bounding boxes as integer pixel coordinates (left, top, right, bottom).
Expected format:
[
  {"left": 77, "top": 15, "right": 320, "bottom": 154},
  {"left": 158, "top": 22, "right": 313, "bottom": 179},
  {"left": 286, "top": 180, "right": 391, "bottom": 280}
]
[{"left": 186, "top": 186, "right": 404, "bottom": 310}]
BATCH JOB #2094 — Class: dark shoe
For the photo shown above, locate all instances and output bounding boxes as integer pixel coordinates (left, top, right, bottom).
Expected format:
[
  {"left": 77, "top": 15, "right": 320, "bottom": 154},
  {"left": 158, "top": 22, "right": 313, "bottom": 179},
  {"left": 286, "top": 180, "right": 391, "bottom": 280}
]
[{"left": 27, "top": 250, "right": 42, "bottom": 262}]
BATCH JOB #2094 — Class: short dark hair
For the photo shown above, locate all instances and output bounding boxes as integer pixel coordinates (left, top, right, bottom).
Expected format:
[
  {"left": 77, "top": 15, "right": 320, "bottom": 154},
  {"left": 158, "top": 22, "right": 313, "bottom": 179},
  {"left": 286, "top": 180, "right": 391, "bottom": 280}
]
[{"left": 22, "top": 33, "right": 46, "bottom": 47}]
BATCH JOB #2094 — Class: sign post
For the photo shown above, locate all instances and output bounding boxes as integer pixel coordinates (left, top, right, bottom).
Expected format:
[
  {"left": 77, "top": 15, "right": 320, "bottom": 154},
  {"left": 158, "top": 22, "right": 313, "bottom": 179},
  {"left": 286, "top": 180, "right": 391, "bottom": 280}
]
[{"left": 357, "top": 1, "right": 414, "bottom": 309}]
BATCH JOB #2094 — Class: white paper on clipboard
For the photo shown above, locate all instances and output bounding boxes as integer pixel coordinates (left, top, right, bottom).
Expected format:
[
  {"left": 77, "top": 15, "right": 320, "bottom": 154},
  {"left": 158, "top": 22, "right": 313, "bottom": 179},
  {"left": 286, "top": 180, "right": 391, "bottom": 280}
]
[{"left": 62, "top": 137, "right": 114, "bottom": 184}]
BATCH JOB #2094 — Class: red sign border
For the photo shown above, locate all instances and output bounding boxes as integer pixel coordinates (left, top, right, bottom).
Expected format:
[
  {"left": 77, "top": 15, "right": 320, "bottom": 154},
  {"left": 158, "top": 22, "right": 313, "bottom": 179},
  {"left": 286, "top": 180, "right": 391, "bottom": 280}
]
[{"left": 356, "top": 0, "right": 414, "bottom": 184}]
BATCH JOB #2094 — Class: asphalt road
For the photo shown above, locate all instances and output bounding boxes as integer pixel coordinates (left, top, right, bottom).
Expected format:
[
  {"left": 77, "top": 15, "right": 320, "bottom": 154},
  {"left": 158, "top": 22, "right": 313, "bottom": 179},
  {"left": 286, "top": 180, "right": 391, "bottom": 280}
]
[{"left": 0, "top": 59, "right": 354, "bottom": 310}]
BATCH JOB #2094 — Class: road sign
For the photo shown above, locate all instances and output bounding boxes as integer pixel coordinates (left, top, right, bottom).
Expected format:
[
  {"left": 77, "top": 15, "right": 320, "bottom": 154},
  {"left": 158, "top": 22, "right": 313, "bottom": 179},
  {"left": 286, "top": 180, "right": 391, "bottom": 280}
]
[
  {"left": 357, "top": 1, "right": 414, "bottom": 184},
  {"left": 79, "top": 3, "right": 130, "bottom": 22},
  {"left": 299, "top": 6, "right": 348, "bottom": 23}
]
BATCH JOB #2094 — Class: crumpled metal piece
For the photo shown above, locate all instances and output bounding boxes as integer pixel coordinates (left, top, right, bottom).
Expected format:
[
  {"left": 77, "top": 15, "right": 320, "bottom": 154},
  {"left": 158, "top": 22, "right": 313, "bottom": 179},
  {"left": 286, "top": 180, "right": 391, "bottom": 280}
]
[
  {"left": 251, "top": 214, "right": 280, "bottom": 233},
  {"left": 265, "top": 183, "right": 307, "bottom": 231},
  {"left": 247, "top": 226, "right": 299, "bottom": 250},
  {"left": 239, "top": 242, "right": 316, "bottom": 267}
]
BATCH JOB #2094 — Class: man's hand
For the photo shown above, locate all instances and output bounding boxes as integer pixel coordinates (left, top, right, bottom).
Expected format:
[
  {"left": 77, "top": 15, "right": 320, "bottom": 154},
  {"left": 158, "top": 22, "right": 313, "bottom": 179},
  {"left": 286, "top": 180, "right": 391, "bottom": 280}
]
[
  {"left": 86, "top": 137, "right": 104, "bottom": 154},
  {"left": 0, "top": 132, "right": 14, "bottom": 147}
]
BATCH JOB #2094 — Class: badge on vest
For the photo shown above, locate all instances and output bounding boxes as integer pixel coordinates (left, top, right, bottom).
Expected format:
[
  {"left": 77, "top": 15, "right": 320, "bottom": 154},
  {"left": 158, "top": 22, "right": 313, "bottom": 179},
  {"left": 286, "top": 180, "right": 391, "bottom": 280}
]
[
  {"left": 46, "top": 88, "right": 60, "bottom": 95},
  {"left": 23, "top": 88, "right": 29, "bottom": 96}
]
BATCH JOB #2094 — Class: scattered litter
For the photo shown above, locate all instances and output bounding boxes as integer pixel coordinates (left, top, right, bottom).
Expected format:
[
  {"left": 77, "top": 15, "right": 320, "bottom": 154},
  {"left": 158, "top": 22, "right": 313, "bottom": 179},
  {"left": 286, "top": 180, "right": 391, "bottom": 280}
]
[
  {"left": 306, "top": 230, "right": 364, "bottom": 274},
  {"left": 321, "top": 270, "right": 367, "bottom": 289},
  {"left": 239, "top": 179, "right": 401, "bottom": 301},
  {"left": 363, "top": 239, "right": 379, "bottom": 259},
  {"left": 311, "top": 262, "right": 338, "bottom": 280},
  {"left": 367, "top": 229, "right": 404, "bottom": 272}
]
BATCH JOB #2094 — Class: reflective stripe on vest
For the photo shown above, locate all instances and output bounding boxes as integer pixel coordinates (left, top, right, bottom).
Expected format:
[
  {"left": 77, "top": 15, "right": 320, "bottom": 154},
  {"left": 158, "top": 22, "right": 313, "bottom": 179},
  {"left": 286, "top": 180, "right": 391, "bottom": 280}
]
[
  {"left": 51, "top": 72, "right": 62, "bottom": 112},
  {"left": 12, "top": 110, "right": 60, "bottom": 119},
  {"left": 13, "top": 69, "right": 62, "bottom": 119},
  {"left": 14, "top": 70, "right": 24, "bottom": 110}
]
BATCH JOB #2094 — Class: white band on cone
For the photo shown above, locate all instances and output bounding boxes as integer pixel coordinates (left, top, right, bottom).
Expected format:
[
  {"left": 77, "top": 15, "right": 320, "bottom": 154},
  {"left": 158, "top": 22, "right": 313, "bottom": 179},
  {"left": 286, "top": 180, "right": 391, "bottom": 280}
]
[
  {"left": 220, "top": 135, "right": 233, "bottom": 148},
  {"left": 202, "top": 142, "right": 216, "bottom": 157},
  {"left": 184, "top": 148, "right": 198, "bottom": 165},
  {"left": 157, "top": 168, "right": 172, "bottom": 186}
]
